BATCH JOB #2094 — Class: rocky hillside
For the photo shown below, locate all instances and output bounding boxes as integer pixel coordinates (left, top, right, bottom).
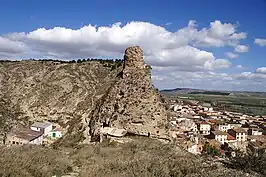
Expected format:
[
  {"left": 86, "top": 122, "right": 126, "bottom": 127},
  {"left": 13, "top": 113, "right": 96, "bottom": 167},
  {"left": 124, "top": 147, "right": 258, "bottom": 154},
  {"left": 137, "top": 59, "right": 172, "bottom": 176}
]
[
  {"left": 0, "top": 46, "right": 169, "bottom": 144},
  {"left": 0, "top": 59, "right": 120, "bottom": 136}
]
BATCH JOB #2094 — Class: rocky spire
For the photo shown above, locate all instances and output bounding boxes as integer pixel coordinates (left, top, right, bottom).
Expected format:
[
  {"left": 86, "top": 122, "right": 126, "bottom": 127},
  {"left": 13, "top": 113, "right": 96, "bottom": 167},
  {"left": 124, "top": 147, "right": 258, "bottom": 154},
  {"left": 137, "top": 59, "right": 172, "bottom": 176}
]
[
  {"left": 88, "top": 46, "right": 169, "bottom": 141},
  {"left": 123, "top": 46, "right": 145, "bottom": 69}
]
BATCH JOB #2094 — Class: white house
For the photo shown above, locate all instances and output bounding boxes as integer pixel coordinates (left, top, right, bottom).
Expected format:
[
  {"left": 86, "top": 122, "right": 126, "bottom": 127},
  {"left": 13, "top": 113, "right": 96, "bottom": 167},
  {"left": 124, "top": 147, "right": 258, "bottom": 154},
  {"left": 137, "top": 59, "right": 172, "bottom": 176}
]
[
  {"left": 248, "top": 128, "right": 263, "bottom": 136},
  {"left": 228, "top": 128, "right": 247, "bottom": 142},
  {"left": 211, "top": 130, "right": 227, "bottom": 144},
  {"left": 197, "top": 122, "right": 211, "bottom": 135},
  {"left": 31, "top": 122, "right": 53, "bottom": 136},
  {"left": 48, "top": 129, "right": 62, "bottom": 139},
  {"left": 218, "top": 124, "right": 231, "bottom": 132}
]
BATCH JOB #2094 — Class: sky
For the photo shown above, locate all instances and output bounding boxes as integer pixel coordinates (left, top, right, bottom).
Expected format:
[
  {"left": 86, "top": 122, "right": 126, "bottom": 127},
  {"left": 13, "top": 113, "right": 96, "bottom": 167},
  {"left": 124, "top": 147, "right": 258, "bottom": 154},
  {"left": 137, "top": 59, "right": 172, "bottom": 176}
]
[{"left": 0, "top": 0, "right": 266, "bottom": 91}]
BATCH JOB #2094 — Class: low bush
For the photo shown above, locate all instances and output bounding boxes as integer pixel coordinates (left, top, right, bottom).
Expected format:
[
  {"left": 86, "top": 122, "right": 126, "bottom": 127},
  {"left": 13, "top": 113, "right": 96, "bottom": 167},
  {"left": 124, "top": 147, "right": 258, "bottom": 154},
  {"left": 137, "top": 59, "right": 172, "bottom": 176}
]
[{"left": 224, "top": 150, "right": 266, "bottom": 176}]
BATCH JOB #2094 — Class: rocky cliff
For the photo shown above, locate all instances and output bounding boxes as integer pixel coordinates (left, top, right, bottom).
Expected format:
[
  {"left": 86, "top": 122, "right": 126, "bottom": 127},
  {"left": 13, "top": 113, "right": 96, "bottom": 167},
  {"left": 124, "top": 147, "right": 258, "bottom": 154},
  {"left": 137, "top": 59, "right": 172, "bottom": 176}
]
[
  {"left": 0, "top": 46, "right": 169, "bottom": 145},
  {"left": 87, "top": 46, "right": 169, "bottom": 141}
]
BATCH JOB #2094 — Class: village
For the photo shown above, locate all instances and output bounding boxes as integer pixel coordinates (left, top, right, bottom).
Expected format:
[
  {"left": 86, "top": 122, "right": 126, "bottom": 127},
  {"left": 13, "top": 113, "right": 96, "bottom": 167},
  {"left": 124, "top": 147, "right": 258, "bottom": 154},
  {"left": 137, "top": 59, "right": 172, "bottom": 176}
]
[{"left": 168, "top": 99, "right": 266, "bottom": 157}]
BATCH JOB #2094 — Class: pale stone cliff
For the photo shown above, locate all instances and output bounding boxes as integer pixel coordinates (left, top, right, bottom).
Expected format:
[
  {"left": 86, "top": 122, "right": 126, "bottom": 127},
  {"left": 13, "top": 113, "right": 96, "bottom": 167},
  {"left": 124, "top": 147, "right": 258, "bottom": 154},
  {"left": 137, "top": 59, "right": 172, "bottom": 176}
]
[{"left": 87, "top": 46, "right": 169, "bottom": 141}]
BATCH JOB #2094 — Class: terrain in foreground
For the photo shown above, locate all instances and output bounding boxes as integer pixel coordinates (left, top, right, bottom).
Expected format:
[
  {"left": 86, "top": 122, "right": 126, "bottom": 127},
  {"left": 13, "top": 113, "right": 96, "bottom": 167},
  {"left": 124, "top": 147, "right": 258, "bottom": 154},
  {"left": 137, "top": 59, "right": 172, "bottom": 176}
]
[{"left": 0, "top": 138, "right": 263, "bottom": 177}]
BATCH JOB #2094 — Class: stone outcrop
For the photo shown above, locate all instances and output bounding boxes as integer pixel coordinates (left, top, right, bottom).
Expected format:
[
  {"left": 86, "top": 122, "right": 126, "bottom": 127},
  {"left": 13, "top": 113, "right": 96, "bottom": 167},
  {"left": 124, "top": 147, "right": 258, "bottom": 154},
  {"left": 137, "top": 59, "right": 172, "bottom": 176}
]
[{"left": 88, "top": 46, "right": 169, "bottom": 141}]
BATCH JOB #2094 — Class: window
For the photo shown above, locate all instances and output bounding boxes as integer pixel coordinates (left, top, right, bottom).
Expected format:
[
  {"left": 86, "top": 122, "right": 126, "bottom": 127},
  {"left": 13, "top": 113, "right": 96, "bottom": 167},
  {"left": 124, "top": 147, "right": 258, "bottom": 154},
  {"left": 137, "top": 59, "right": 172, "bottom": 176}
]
[{"left": 12, "top": 141, "right": 15, "bottom": 144}]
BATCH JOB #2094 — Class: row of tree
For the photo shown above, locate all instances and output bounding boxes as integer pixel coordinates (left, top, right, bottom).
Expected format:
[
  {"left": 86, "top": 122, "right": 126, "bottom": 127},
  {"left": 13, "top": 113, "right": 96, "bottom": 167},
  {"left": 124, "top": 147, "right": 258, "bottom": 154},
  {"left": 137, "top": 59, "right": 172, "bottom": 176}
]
[{"left": 0, "top": 58, "right": 124, "bottom": 64}]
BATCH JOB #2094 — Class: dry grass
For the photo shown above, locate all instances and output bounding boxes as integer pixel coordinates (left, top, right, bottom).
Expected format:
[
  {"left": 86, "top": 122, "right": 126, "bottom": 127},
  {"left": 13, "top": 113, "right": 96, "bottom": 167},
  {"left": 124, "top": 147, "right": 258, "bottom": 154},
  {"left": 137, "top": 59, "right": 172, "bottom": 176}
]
[
  {"left": 71, "top": 138, "right": 206, "bottom": 177},
  {"left": 0, "top": 138, "right": 261, "bottom": 177},
  {"left": 0, "top": 145, "right": 72, "bottom": 177}
]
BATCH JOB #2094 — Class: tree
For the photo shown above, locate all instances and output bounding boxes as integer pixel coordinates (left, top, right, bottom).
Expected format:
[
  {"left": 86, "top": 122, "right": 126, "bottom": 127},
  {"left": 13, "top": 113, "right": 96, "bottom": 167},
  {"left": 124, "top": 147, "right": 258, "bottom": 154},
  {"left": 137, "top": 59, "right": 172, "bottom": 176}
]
[{"left": 202, "top": 143, "right": 221, "bottom": 156}]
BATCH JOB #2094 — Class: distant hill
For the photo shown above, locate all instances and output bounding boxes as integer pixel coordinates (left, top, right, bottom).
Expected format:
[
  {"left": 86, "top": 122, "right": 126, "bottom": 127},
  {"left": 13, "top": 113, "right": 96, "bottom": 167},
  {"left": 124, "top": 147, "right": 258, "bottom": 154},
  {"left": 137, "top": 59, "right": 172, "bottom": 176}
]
[
  {"left": 161, "top": 88, "right": 203, "bottom": 94},
  {"left": 161, "top": 87, "right": 266, "bottom": 97}
]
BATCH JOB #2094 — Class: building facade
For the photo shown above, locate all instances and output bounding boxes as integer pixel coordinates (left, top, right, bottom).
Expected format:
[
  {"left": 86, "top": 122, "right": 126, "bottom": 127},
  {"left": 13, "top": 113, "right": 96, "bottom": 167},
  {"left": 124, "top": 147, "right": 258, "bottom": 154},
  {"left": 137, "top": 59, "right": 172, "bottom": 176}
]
[
  {"left": 211, "top": 130, "right": 228, "bottom": 144},
  {"left": 6, "top": 127, "right": 43, "bottom": 145},
  {"left": 228, "top": 128, "right": 247, "bottom": 142},
  {"left": 197, "top": 122, "right": 211, "bottom": 135},
  {"left": 30, "top": 122, "right": 53, "bottom": 136}
]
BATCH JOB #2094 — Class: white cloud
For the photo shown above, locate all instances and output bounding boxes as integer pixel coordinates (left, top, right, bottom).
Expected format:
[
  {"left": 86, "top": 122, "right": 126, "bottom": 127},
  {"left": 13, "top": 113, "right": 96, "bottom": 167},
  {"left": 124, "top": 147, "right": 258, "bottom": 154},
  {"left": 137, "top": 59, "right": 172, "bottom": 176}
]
[
  {"left": 2, "top": 20, "right": 239, "bottom": 71},
  {"left": 254, "top": 38, "right": 266, "bottom": 47},
  {"left": 2, "top": 20, "right": 260, "bottom": 91},
  {"left": 236, "top": 65, "right": 244, "bottom": 69},
  {"left": 196, "top": 21, "right": 246, "bottom": 47},
  {"left": 165, "top": 22, "right": 172, "bottom": 26},
  {"left": 3, "top": 20, "right": 247, "bottom": 58},
  {"left": 256, "top": 67, "right": 266, "bottom": 74},
  {"left": 0, "top": 36, "right": 28, "bottom": 58},
  {"left": 236, "top": 72, "right": 266, "bottom": 80},
  {"left": 225, "top": 52, "right": 239, "bottom": 59},
  {"left": 234, "top": 45, "right": 249, "bottom": 53}
]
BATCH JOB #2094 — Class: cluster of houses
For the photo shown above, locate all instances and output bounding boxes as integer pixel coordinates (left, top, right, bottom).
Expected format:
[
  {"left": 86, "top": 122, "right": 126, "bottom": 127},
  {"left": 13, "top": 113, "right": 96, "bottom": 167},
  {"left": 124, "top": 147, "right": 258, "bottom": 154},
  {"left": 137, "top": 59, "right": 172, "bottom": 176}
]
[
  {"left": 4, "top": 122, "right": 62, "bottom": 146},
  {"left": 169, "top": 101, "right": 266, "bottom": 156}
]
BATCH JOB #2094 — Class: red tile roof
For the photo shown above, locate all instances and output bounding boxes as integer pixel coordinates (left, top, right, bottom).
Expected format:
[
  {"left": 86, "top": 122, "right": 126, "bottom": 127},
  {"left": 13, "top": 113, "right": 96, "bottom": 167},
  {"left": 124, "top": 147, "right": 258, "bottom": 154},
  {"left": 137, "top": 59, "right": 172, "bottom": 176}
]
[
  {"left": 200, "top": 122, "right": 209, "bottom": 125},
  {"left": 209, "top": 120, "right": 217, "bottom": 123},
  {"left": 227, "top": 133, "right": 236, "bottom": 140}
]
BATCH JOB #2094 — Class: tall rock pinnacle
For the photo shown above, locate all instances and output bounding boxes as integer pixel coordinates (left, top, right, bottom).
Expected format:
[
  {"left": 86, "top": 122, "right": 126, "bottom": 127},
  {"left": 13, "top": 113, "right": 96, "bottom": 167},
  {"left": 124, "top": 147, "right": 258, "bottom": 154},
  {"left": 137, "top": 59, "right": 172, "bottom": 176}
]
[
  {"left": 123, "top": 46, "right": 145, "bottom": 69},
  {"left": 88, "top": 46, "right": 169, "bottom": 141}
]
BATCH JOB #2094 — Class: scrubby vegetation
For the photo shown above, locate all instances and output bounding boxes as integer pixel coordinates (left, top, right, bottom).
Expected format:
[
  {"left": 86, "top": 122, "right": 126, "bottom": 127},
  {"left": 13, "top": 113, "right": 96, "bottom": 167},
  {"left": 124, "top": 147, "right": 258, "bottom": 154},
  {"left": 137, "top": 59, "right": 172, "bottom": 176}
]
[
  {"left": 202, "top": 142, "right": 221, "bottom": 156},
  {"left": 0, "top": 145, "right": 72, "bottom": 177},
  {"left": 224, "top": 150, "right": 266, "bottom": 176},
  {"left": 72, "top": 138, "right": 204, "bottom": 177},
  {"left": 0, "top": 138, "right": 261, "bottom": 177}
]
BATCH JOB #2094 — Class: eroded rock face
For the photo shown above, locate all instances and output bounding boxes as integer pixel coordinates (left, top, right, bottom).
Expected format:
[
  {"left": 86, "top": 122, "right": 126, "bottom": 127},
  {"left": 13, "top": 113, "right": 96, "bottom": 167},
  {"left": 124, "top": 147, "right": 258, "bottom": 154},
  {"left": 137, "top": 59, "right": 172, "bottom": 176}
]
[
  {"left": 0, "top": 61, "right": 119, "bottom": 131},
  {"left": 88, "top": 46, "right": 169, "bottom": 141}
]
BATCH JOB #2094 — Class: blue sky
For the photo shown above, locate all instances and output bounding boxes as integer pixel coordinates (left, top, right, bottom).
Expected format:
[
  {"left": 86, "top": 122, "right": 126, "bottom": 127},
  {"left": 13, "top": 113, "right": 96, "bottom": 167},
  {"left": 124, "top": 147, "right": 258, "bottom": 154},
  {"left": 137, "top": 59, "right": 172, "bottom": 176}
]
[{"left": 0, "top": 0, "right": 266, "bottom": 91}]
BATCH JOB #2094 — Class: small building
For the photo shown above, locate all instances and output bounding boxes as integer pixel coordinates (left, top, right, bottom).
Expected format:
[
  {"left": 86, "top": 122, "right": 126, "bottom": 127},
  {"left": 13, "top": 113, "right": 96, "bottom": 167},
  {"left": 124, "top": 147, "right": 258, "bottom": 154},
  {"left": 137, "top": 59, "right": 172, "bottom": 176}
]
[
  {"left": 228, "top": 123, "right": 242, "bottom": 129},
  {"left": 48, "top": 129, "right": 62, "bottom": 139},
  {"left": 218, "top": 124, "right": 231, "bottom": 132},
  {"left": 180, "top": 140, "right": 203, "bottom": 155},
  {"left": 210, "top": 130, "right": 227, "bottom": 144},
  {"left": 6, "top": 127, "right": 43, "bottom": 145},
  {"left": 248, "top": 128, "right": 263, "bottom": 136},
  {"left": 228, "top": 128, "right": 247, "bottom": 142},
  {"left": 226, "top": 132, "right": 237, "bottom": 148},
  {"left": 197, "top": 122, "right": 211, "bottom": 135},
  {"left": 179, "top": 119, "right": 198, "bottom": 132},
  {"left": 30, "top": 122, "right": 53, "bottom": 136}
]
